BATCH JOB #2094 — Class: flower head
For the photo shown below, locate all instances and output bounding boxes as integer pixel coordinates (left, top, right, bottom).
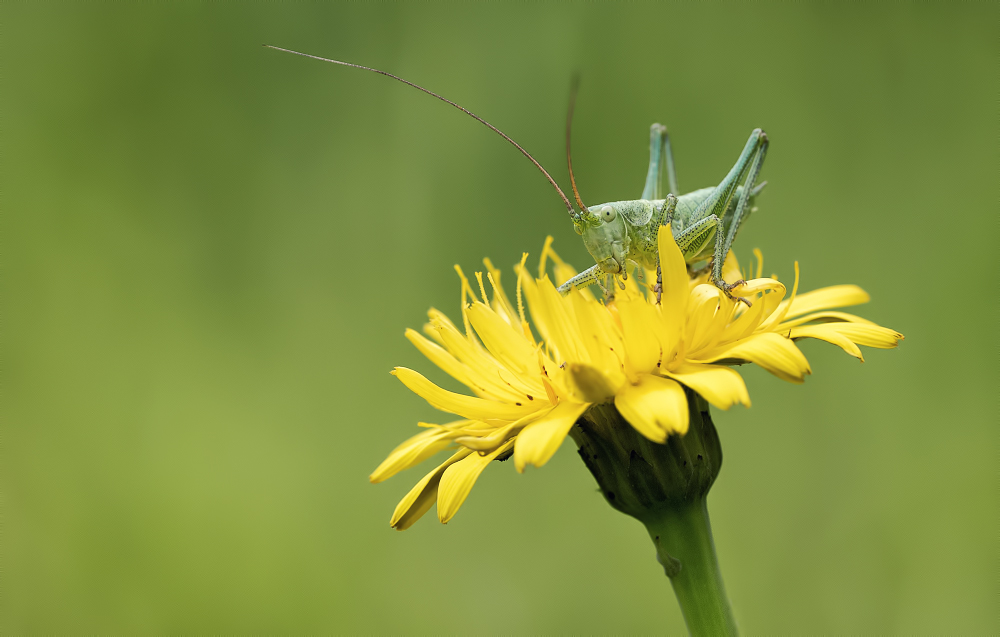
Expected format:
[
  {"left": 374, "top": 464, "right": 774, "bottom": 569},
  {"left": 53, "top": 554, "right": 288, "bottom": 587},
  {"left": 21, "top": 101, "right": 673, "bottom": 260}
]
[{"left": 372, "top": 227, "right": 903, "bottom": 529}]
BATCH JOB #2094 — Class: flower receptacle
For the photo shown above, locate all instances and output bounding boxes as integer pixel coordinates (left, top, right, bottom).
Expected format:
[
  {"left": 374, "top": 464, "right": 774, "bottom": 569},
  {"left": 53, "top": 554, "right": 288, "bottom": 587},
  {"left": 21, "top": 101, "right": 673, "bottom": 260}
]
[
  {"left": 570, "top": 387, "right": 723, "bottom": 524},
  {"left": 570, "top": 388, "right": 738, "bottom": 635}
]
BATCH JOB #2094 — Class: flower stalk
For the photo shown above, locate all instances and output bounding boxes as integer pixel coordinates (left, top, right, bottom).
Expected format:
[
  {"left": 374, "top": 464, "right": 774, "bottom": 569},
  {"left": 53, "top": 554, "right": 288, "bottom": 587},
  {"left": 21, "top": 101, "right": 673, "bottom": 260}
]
[
  {"left": 644, "top": 500, "right": 737, "bottom": 636},
  {"left": 571, "top": 390, "right": 737, "bottom": 635}
]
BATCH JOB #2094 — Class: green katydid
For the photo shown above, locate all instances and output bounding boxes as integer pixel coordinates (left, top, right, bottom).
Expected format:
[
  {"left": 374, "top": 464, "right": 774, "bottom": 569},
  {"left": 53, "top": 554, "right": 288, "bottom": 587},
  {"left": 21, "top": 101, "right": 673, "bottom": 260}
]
[{"left": 265, "top": 46, "right": 768, "bottom": 305}]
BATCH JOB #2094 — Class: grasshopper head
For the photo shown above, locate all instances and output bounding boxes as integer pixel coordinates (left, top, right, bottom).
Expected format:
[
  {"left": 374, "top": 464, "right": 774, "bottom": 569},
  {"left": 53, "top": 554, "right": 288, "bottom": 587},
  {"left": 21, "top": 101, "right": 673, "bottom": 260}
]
[{"left": 576, "top": 203, "right": 628, "bottom": 274}]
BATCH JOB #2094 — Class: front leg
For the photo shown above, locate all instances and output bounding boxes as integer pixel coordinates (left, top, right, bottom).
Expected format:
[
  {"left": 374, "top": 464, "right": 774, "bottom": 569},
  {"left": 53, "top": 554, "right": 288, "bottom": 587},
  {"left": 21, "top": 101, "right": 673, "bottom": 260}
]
[
  {"left": 653, "top": 195, "right": 679, "bottom": 305},
  {"left": 557, "top": 264, "right": 604, "bottom": 296}
]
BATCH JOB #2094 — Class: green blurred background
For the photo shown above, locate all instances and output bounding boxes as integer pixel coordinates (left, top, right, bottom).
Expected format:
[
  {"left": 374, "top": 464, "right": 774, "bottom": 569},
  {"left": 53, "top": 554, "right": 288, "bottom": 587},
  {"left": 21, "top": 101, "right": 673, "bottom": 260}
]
[{"left": 4, "top": 3, "right": 997, "bottom": 633}]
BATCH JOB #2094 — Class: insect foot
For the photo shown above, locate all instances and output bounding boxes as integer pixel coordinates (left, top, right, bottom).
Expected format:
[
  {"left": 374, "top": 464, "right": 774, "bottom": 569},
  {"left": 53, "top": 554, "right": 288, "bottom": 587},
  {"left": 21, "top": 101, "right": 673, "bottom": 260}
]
[{"left": 717, "top": 278, "right": 752, "bottom": 307}]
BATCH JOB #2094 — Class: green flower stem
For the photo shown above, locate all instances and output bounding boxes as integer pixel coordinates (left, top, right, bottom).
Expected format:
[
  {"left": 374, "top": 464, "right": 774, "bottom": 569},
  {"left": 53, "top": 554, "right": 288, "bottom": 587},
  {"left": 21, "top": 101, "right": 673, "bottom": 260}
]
[
  {"left": 570, "top": 390, "right": 737, "bottom": 636},
  {"left": 644, "top": 500, "right": 737, "bottom": 636}
]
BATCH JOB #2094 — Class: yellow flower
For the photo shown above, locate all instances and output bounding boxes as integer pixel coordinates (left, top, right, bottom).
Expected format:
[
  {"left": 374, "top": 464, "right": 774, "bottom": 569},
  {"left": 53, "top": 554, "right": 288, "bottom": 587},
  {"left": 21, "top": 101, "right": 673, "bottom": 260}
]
[{"left": 371, "top": 228, "right": 903, "bottom": 530}]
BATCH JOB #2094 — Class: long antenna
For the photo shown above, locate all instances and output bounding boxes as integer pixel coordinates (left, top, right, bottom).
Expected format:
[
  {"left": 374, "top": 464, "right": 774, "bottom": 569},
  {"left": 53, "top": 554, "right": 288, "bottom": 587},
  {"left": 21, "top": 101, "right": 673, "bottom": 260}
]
[
  {"left": 264, "top": 45, "right": 579, "bottom": 221},
  {"left": 565, "top": 75, "right": 589, "bottom": 216}
]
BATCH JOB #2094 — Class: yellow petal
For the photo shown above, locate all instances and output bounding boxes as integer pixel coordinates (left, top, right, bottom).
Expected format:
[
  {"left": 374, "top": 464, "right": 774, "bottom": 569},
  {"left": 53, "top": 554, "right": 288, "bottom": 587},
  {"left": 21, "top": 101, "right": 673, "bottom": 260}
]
[
  {"left": 685, "top": 284, "right": 731, "bottom": 355},
  {"left": 694, "top": 332, "right": 812, "bottom": 384},
  {"left": 393, "top": 367, "right": 536, "bottom": 423},
  {"left": 756, "top": 262, "right": 800, "bottom": 331},
  {"left": 514, "top": 400, "right": 590, "bottom": 472},
  {"left": 521, "top": 276, "right": 588, "bottom": 364},
  {"left": 426, "top": 311, "right": 538, "bottom": 401},
  {"left": 568, "top": 289, "right": 625, "bottom": 373},
  {"left": 617, "top": 294, "right": 662, "bottom": 375},
  {"left": 652, "top": 227, "right": 690, "bottom": 362},
  {"left": 790, "top": 322, "right": 903, "bottom": 355},
  {"left": 788, "top": 324, "right": 864, "bottom": 360},
  {"left": 666, "top": 363, "right": 751, "bottom": 410},
  {"left": 827, "top": 322, "right": 903, "bottom": 348},
  {"left": 658, "top": 225, "right": 690, "bottom": 316},
  {"left": 467, "top": 302, "right": 536, "bottom": 375},
  {"left": 615, "top": 374, "right": 689, "bottom": 442},
  {"left": 405, "top": 328, "right": 481, "bottom": 394},
  {"left": 716, "top": 290, "right": 768, "bottom": 343},
  {"left": 718, "top": 278, "right": 786, "bottom": 342},
  {"left": 777, "top": 310, "right": 878, "bottom": 330},
  {"left": 370, "top": 423, "right": 465, "bottom": 483},
  {"left": 482, "top": 258, "right": 519, "bottom": 323},
  {"left": 782, "top": 285, "right": 870, "bottom": 320},
  {"left": 437, "top": 439, "right": 516, "bottom": 523},
  {"left": 423, "top": 306, "right": 461, "bottom": 346},
  {"left": 455, "top": 410, "right": 550, "bottom": 452},
  {"left": 390, "top": 449, "right": 472, "bottom": 530},
  {"left": 565, "top": 362, "right": 620, "bottom": 403}
]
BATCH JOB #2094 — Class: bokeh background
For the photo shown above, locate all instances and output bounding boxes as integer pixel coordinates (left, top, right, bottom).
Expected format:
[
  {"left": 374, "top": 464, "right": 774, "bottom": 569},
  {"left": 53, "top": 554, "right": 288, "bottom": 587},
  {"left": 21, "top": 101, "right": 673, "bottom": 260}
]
[{"left": 4, "top": 3, "right": 997, "bottom": 633}]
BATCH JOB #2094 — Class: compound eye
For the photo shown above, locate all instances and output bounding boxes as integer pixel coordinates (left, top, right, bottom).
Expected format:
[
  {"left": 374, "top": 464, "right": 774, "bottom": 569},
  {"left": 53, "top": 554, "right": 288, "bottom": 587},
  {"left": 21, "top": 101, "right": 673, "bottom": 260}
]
[{"left": 601, "top": 205, "right": 616, "bottom": 223}]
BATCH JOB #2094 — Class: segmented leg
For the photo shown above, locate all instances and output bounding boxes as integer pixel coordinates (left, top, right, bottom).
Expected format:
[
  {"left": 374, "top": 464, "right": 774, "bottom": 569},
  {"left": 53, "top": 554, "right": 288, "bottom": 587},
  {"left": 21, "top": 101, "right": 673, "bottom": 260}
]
[
  {"left": 641, "top": 124, "right": 679, "bottom": 201},
  {"left": 664, "top": 126, "right": 678, "bottom": 196},
  {"left": 653, "top": 194, "right": 679, "bottom": 305},
  {"left": 718, "top": 137, "right": 768, "bottom": 274},
  {"left": 688, "top": 129, "right": 768, "bottom": 303},
  {"left": 721, "top": 182, "right": 766, "bottom": 241},
  {"left": 674, "top": 214, "right": 750, "bottom": 307},
  {"left": 557, "top": 264, "right": 603, "bottom": 295}
]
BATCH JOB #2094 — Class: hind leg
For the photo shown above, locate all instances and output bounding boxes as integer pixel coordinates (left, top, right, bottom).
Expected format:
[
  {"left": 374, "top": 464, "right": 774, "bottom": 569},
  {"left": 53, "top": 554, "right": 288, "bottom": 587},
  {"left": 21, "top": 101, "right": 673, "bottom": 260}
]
[{"left": 641, "top": 124, "right": 679, "bottom": 200}]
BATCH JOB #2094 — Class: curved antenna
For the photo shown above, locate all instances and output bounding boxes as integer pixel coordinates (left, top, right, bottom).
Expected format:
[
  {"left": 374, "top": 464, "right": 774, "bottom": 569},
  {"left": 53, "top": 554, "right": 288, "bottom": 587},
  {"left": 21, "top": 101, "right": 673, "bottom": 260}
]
[
  {"left": 264, "top": 45, "right": 579, "bottom": 221},
  {"left": 565, "top": 75, "right": 589, "bottom": 216}
]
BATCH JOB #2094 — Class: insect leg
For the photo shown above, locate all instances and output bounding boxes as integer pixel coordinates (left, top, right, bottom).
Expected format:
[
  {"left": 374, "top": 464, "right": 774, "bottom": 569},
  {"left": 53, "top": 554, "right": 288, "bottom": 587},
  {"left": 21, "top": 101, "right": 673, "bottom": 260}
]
[
  {"left": 557, "top": 264, "right": 604, "bottom": 296},
  {"left": 642, "top": 124, "right": 665, "bottom": 200},
  {"left": 671, "top": 213, "right": 751, "bottom": 306},
  {"left": 688, "top": 129, "right": 767, "bottom": 302},
  {"left": 641, "top": 124, "right": 679, "bottom": 201},
  {"left": 664, "top": 126, "right": 678, "bottom": 196},
  {"left": 721, "top": 181, "right": 768, "bottom": 237},
  {"left": 673, "top": 215, "right": 721, "bottom": 263},
  {"left": 718, "top": 142, "right": 768, "bottom": 273},
  {"left": 653, "top": 195, "right": 679, "bottom": 304}
]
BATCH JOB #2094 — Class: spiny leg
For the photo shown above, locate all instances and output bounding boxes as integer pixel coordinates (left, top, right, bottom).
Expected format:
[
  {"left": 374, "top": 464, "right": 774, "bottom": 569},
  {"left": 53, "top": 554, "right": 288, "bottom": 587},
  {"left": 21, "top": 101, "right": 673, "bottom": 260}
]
[
  {"left": 641, "top": 124, "right": 665, "bottom": 200},
  {"left": 663, "top": 125, "right": 678, "bottom": 196},
  {"left": 703, "top": 215, "right": 751, "bottom": 307},
  {"left": 653, "top": 194, "right": 679, "bottom": 304},
  {"left": 689, "top": 129, "right": 768, "bottom": 302},
  {"left": 675, "top": 214, "right": 751, "bottom": 307},
  {"left": 557, "top": 263, "right": 604, "bottom": 296},
  {"left": 719, "top": 138, "right": 768, "bottom": 269},
  {"left": 641, "top": 124, "right": 679, "bottom": 201},
  {"left": 721, "top": 181, "right": 767, "bottom": 236}
]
